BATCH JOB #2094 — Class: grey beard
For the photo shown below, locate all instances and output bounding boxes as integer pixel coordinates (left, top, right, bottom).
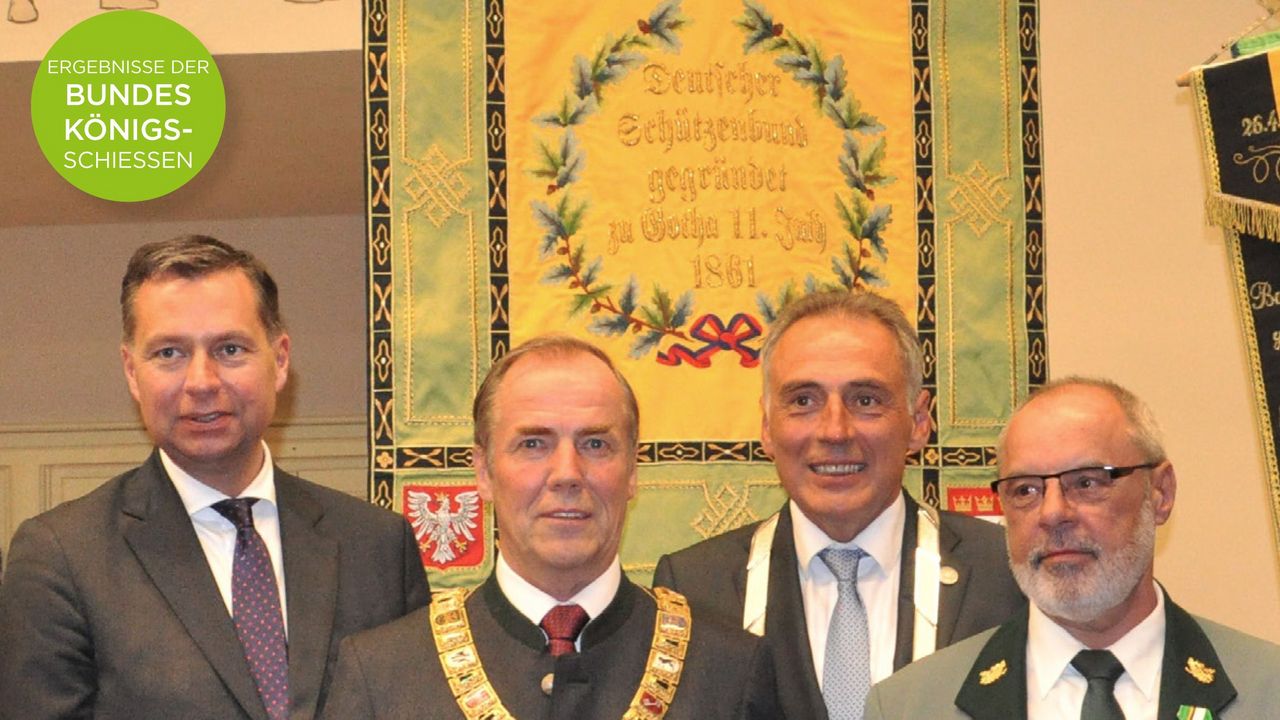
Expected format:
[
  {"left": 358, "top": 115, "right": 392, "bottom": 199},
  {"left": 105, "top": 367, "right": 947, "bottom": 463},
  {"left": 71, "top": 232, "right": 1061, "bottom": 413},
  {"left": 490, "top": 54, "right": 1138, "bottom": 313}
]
[{"left": 1010, "top": 498, "right": 1156, "bottom": 624}]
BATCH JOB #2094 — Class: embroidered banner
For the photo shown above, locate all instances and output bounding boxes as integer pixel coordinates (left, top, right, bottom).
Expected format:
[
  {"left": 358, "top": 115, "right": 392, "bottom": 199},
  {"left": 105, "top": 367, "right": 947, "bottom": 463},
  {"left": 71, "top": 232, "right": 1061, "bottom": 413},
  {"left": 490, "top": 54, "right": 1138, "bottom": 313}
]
[
  {"left": 365, "top": 0, "right": 1046, "bottom": 587},
  {"left": 1192, "top": 51, "right": 1280, "bottom": 561}
]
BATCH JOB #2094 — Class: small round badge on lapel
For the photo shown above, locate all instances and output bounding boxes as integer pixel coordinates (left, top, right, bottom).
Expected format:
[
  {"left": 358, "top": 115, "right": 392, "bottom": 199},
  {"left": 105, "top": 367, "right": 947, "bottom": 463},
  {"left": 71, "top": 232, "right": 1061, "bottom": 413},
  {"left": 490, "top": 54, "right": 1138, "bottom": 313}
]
[
  {"left": 940, "top": 566, "right": 959, "bottom": 585},
  {"left": 541, "top": 672, "right": 555, "bottom": 695}
]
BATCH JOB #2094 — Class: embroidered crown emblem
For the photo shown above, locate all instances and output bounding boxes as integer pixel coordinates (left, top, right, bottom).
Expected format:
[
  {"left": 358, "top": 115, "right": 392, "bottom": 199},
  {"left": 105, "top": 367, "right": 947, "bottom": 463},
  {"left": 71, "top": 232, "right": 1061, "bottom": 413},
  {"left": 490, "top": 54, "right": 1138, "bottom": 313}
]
[
  {"left": 1185, "top": 657, "right": 1216, "bottom": 684},
  {"left": 978, "top": 659, "right": 1008, "bottom": 685}
]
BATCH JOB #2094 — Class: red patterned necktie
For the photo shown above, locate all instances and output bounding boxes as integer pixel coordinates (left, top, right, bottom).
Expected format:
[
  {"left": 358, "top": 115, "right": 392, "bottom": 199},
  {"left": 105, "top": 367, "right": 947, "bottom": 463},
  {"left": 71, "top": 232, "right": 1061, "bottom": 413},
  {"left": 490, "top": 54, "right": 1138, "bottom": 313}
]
[
  {"left": 213, "top": 498, "right": 290, "bottom": 720},
  {"left": 539, "top": 604, "right": 589, "bottom": 657}
]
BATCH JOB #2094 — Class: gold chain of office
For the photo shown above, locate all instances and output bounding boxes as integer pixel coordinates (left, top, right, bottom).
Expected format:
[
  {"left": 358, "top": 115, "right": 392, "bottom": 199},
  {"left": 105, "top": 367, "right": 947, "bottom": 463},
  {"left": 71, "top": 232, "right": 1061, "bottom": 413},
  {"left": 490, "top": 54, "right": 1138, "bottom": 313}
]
[{"left": 429, "top": 585, "right": 692, "bottom": 719}]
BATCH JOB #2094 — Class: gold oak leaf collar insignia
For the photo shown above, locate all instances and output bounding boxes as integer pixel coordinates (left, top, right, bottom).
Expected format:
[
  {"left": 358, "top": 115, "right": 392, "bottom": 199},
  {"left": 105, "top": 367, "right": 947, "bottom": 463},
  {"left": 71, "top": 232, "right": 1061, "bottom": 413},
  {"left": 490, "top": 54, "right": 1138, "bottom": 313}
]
[
  {"left": 978, "top": 659, "right": 1008, "bottom": 685},
  {"left": 1185, "top": 657, "right": 1216, "bottom": 684}
]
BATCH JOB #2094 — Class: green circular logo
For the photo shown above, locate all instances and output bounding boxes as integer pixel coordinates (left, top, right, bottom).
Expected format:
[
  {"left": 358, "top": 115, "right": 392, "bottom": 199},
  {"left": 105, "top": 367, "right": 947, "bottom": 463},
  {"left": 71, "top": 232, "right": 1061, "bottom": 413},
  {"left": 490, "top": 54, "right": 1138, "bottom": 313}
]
[{"left": 30, "top": 11, "right": 225, "bottom": 202}]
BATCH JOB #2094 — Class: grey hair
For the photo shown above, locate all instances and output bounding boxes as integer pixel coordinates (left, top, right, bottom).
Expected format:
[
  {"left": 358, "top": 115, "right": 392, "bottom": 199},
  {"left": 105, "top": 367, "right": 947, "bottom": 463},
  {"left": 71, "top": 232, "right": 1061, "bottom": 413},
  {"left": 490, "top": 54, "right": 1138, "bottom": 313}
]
[
  {"left": 760, "top": 289, "right": 924, "bottom": 405},
  {"left": 997, "top": 376, "right": 1167, "bottom": 463}
]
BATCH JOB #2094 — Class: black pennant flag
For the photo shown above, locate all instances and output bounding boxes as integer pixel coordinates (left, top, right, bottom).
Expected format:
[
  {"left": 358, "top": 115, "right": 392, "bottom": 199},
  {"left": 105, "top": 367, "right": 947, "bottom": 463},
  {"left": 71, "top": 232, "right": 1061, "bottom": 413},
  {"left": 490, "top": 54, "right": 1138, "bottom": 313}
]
[{"left": 1193, "top": 50, "right": 1280, "bottom": 551}]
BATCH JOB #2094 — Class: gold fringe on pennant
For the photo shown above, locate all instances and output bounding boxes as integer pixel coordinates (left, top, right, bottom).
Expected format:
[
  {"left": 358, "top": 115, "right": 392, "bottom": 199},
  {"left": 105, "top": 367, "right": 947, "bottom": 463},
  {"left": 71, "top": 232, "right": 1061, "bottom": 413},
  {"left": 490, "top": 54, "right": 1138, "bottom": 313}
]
[{"left": 1205, "top": 192, "right": 1280, "bottom": 243}]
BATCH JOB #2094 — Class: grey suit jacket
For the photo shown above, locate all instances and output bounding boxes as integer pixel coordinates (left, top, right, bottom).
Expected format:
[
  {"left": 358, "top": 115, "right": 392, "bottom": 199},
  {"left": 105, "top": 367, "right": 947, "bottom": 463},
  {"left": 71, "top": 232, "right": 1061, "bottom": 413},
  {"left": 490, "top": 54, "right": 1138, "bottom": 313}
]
[
  {"left": 864, "top": 591, "right": 1280, "bottom": 719},
  {"left": 653, "top": 493, "right": 1025, "bottom": 720},
  {"left": 321, "top": 573, "right": 781, "bottom": 720},
  {"left": 0, "top": 451, "right": 431, "bottom": 720}
]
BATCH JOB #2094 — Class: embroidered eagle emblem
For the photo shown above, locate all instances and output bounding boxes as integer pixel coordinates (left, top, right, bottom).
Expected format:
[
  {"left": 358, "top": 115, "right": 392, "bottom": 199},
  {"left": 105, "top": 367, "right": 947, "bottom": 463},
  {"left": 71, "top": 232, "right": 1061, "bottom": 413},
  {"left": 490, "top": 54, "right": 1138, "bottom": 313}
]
[
  {"left": 979, "top": 659, "right": 1008, "bottom": 685},
  {"left": 407, "top": 490, "right": 480, "bottom": 564},
  {"left": 1185, "top": 657, "right": 1216, "bottom": 684}
]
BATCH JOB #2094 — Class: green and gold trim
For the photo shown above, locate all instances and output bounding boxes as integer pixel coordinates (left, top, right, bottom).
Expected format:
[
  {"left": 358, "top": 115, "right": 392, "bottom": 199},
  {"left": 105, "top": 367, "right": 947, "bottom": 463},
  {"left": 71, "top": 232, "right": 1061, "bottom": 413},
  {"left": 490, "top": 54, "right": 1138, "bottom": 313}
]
[{"left": 366, "top": 2, "right": 1048, "bottom": 587}]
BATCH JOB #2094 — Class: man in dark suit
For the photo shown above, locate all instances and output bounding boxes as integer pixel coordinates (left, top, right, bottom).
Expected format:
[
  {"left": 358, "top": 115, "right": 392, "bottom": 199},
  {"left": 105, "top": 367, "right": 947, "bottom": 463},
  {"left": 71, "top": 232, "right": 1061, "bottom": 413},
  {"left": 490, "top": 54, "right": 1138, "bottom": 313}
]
[
  {"left": 321, "top": 336, "right": 778, "bottom": 719},
  {"left": 0, "top": 236, "right": 430, "bottom": 720},
  {"left": 654, "top": 290, "right": 1024, "bottom": 720},
  {"left": 865, "top": 377, "right": 1280, "bottom": 719}
]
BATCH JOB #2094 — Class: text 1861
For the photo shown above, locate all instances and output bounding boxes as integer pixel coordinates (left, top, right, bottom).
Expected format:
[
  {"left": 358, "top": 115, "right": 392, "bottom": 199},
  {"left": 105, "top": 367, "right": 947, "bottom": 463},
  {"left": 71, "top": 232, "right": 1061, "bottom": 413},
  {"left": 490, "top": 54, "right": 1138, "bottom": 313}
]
[{"left": 691, "top": 253, "right": 756, "bottom": 288}]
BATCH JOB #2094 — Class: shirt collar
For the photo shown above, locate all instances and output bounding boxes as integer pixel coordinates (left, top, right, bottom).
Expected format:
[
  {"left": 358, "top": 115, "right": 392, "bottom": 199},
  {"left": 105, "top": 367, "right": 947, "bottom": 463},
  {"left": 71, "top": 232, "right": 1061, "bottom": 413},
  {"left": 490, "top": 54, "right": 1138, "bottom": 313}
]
[
  {"left": 1027, "top": 581, "right": 1166, "bottom": 702},
  {"left": 162, "top": 443, "right": 278, "bottom": 517},
  {"left": 494, "top": 553, "right": 621, "bottom": 627},
  {"left": 790, "top": 492, "right": 905, "bottom": 579}
]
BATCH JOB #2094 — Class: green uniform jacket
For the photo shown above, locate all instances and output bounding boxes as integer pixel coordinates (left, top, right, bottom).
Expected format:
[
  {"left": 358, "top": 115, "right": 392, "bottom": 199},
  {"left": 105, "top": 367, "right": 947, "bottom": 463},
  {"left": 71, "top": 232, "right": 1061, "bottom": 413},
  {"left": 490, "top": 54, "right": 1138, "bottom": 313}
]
[{"left": 864, "top": 591, "right": 1280, "bottom": 720}]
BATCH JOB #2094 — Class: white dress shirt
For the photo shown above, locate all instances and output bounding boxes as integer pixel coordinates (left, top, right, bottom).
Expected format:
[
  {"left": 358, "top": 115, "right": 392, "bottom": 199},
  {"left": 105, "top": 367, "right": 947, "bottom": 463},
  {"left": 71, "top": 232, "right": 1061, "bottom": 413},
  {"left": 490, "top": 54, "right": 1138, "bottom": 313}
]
[
  {"left": 495, "top": 552, "right": 621, "bottom": 652},
  {"left": 1026, "top": 582, "right": 1166, "bottom": 720},
  {"left": 792, "top": 493, "right": 905, "bottom": 685},
  {"left": 162, "top": 444, "right": 289, "bottom": 636}
]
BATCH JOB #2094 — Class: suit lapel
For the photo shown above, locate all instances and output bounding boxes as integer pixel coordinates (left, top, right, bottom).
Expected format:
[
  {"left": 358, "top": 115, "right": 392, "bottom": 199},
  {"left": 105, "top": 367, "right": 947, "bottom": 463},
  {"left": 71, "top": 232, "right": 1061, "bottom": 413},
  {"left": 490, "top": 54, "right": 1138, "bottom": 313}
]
[
  {"left": 730, "top": 530, "right": 751, "bottom": 616},
  {"left": 121, "top": 452, "right": 268, "bottom": 720},
  {"left": 1157, "top": 594, "right": 1238, "bottom": 718},
  {"left": 934, "top": 507, "right": 969, "bottom": 647},
  {"left": 895, "top": 492, "right": 971, "bottom": 668},
  {"left": 764, "top": 504, "right": 829, "bottom": 720},
  {"left": 893, "top": 493, "right": 918, "bottom": 670},
  {"left": 954, "top": 615, "right": 1028, "bottom": 720},
  {"left": 275, "top": 472, "right": 340, "bottom": 720}
]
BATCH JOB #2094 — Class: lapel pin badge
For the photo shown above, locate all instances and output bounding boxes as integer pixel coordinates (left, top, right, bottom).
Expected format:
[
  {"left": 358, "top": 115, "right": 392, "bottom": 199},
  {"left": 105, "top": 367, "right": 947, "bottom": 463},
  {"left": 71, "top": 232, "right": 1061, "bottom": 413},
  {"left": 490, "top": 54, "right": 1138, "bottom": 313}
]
[
  {"left": 978, "top": 659, "right": 1007, "bottom": 685},
  {"left": 1184, "top": 657, "right": 1216, "bottom": 685}
]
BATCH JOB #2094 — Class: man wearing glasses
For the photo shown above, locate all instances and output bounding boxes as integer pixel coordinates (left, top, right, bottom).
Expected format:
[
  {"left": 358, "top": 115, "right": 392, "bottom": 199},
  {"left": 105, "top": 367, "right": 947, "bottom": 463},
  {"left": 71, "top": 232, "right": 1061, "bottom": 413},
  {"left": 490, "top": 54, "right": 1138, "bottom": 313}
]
[{"left": 865, "top": 377, "right": 1280, "bottom": 719}]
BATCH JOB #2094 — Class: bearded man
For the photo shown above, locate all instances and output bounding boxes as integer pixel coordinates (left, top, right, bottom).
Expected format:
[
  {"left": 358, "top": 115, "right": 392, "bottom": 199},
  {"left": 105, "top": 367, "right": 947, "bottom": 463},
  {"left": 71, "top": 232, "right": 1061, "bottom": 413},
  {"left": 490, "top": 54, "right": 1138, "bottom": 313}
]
[{"left": 863, "top": 377, "right": 1280, "bottom": 720}]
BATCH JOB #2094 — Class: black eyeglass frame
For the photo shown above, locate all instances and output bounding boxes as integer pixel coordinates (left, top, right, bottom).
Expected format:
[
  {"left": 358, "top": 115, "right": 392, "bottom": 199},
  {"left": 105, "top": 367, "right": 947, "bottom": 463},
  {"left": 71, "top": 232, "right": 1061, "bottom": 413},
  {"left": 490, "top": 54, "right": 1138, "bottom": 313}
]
[{"left": 989, "top": 462, "right": 1161, "bottom": 508}]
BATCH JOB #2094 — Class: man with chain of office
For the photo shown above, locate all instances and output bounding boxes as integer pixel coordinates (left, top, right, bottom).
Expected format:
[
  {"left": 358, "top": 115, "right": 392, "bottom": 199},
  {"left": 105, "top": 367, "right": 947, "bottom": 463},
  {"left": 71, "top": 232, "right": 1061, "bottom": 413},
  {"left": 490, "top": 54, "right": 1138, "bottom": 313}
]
[
  {"left": 321, "top": 335, "right": 780, "bottom": 719},
  {"left": 864, "top": 377, "right": 1280, "bottom": 719},
  {"left": 653, "top": 290, "right": 1025, "bottom": 720}
]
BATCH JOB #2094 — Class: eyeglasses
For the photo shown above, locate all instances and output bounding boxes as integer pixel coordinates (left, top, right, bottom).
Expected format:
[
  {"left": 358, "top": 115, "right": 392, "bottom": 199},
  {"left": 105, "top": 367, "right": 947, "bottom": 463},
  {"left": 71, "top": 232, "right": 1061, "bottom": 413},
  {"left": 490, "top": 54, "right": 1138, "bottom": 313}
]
[{"left": 989, "top": 463, "right": 1159, "bottom": 511}]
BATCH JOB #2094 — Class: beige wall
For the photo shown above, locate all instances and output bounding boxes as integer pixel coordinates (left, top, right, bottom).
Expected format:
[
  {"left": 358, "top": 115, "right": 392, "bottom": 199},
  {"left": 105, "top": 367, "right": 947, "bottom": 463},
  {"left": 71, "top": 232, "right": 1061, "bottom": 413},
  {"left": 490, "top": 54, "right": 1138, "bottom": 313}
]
[
  {"left": 1, "top": 1, "right": 1277, "bottom": 641},
  {"left": 0, "top": 0, "right": 360, "bottom": 62},
  {"left": 0, "top": 216, "right": 367, "bottom": 424},
  {"left": 1042, "top": 0, "right": 1280, "bottom": 642}
]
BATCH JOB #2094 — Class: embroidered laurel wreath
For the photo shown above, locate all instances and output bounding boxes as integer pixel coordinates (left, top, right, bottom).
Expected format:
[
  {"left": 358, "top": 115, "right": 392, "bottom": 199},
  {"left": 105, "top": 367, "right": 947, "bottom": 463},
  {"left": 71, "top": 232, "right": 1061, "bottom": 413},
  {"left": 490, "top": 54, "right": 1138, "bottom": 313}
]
[{"left": 529, "top": 0, "right": 896, "bottom": 364}]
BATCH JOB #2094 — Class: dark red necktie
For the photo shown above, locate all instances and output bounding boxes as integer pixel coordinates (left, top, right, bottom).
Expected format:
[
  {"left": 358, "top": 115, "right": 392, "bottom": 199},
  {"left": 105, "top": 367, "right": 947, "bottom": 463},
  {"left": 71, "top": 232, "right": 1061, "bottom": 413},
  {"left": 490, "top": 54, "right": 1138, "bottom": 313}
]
[
  {"left": 213, "top": 498, "right": 290, "bottom": 720},
  {"left": 539, "top": 604, "right": 589, "bottom": 657}
]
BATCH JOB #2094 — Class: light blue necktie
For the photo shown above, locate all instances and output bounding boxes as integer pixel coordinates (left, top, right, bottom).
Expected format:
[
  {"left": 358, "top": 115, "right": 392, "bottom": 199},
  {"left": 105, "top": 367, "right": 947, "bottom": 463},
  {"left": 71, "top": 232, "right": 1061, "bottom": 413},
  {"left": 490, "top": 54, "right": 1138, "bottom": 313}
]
[{"left": 820, "top": 546, "right": 870, "bottom": 720}]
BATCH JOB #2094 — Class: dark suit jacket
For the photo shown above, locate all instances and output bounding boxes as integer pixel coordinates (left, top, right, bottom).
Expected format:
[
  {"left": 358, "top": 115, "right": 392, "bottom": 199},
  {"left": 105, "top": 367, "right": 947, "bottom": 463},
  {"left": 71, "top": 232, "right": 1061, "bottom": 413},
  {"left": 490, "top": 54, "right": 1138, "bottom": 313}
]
[
  {"left": 321, "top": 573, "right": 781, "bottom": 719},
  {"left": 0, "top": 451, "right": 431, "bottom": 720},
  {"left": 865, "top": 592, "right": 1280, "bottom": 719},
  {"left": 653, "top": 493, "right": 1025, "bottom": 720}
]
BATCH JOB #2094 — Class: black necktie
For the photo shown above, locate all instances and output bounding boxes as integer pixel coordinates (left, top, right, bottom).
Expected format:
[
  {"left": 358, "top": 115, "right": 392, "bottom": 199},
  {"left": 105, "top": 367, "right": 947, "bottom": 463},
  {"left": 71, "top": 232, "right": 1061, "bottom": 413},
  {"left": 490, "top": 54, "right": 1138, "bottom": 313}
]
[
  {"left": 540, "top": 604, "right": 589, "bottom": 657},
  {"left": 1071, "top": 649, "right": 1126, "bottom": 720},
  {"left": 212, "top": 498, "right": 290, "bottom": 720}
]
